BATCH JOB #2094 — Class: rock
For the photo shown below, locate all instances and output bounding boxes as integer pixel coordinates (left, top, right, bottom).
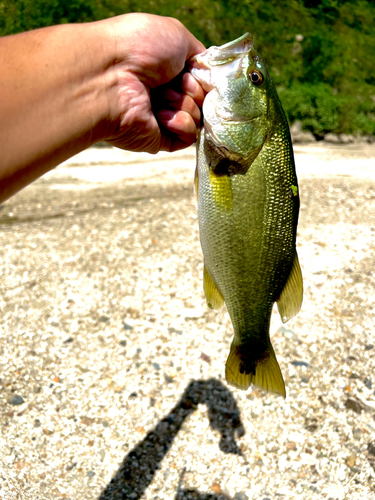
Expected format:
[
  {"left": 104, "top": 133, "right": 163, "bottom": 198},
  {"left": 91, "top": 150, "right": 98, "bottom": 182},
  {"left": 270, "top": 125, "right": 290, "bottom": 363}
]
[
  {"left": 368, "top": 442, "right": 375, "bottom": 456},
  {"left": 340, "top": 134, "right": 355, "bottom": 143},
  {"left": 353, "top": 428, "right": 362, "bottom": 440},
  {"left": 305, "top": 417, "right": 319, "bottom": 432},
  {"left": 345, "top": 454, "right": 357, "bottom": 468},
  {"left": 9, "top": 395, "right": 24, "bottom": 405},
  {"left": 285, "top": 441, "right": 297, "bottom": 450},
  {"left": 344, "top": 396, "right": 373, "bottom": 414},
  {"left": 234, "top": 493, "right": 249, "bottom": 500},
  {"left": 324, "top": 133, "right": 341, "bottom": 144},
  {"left": 200, "top": 352, "right": 211, "bottom": 363},
  {"left": 290, "top": 121, "right": 315, "bottom": 143},
  {"left": 164, "top": 374, "right": 174, "bottom": 384},
  {"left": 364, "top": 378, "right": 372, "bottom": 389},
  {"left": 81, "top": 416, "right": 95, "bottom": 426},
  {"left": 291, "top": 360, "right": 309, "bottom": 367},
  {"left": 210, "top": 482, "right": 221, "bottom": 493}
]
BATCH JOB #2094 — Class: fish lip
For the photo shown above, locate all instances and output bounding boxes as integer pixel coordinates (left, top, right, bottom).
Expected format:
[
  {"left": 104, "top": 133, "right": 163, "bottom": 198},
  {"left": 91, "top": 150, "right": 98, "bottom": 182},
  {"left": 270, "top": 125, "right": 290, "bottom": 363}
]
[
  {"left": 188, "top": 34, "right": 253, "bottom": 93},
  {"left": 189, "top": 33, "right": 253, "bottom": 67}
]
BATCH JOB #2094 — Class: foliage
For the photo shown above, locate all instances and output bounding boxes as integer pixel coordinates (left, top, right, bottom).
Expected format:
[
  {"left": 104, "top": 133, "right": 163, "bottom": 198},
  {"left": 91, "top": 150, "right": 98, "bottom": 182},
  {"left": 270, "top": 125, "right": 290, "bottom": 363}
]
[
  {"left": 1, "top": 0, "right": 374, "bottom": 137},
  {"left": 279, "top": 83, "right": 375, "bottom": 138}
]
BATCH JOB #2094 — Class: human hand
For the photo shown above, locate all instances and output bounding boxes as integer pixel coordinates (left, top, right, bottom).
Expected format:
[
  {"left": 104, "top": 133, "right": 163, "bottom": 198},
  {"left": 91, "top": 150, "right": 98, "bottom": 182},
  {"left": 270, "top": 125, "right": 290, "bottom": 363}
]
[{"left": 99, "top": 14, "right": 206, "bottom": 153}]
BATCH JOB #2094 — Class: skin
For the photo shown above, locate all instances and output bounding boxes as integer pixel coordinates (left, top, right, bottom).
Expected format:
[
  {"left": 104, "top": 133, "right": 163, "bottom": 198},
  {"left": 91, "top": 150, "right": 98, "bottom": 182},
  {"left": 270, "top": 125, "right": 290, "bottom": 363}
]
[{"left": 0, "top": 13, "right": 206, "bottom": 203}]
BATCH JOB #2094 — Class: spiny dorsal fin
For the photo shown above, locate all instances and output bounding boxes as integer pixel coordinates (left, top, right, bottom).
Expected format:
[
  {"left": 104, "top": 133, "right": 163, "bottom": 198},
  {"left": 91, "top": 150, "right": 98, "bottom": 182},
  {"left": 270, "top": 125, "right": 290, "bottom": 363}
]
[
  {"left": 277, "top": 251, "right": 303, "bottom": 324},
  {"left": 225, "top": 343, "right": 286, "bottom": 397},
  {"left": 203, "top": 265, "right": 224, "bottom": 310}
]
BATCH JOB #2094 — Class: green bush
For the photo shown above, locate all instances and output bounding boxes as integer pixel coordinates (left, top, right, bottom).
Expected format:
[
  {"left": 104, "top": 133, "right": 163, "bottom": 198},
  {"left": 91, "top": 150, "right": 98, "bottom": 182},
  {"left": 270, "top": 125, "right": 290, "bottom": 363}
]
[{"left": 278, "top": 82, "right": 375, "bottom": 138}]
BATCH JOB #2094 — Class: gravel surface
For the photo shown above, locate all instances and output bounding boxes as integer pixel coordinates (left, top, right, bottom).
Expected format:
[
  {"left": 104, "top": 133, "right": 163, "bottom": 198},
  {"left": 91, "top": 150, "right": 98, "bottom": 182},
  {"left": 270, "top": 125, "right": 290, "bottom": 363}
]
[{"left": 0, "top": 142, "right": 375, "bottom": 500}]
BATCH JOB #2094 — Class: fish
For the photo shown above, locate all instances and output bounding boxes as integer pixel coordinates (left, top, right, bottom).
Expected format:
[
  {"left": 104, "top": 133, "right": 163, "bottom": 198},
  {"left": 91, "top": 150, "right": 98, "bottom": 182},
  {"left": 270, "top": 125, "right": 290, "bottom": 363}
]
[{"left": 189, "top": 34, "right": 303, "bottom": 397}]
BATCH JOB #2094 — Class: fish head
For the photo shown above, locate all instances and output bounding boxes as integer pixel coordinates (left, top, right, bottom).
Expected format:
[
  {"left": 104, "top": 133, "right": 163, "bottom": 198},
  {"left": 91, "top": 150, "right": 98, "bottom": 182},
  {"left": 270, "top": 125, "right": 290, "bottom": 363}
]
[{"left": 190, "top": 34, "right": 278, "bottom": 161}]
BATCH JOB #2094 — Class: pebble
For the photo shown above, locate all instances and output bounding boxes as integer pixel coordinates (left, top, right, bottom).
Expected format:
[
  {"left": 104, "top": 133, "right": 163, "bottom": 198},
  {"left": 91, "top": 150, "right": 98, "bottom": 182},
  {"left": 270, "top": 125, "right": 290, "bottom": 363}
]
[
  {"left": 344, "top": 397, "right": 373, "bottom": 414},
  {"left": 290, "top": 360, "right": 309, "bottom": 367},
  {"left": 345, "top": 454, "right": 357, "bottom": 468},
  {"left": 234, "top": 493, "right": 249, "bottom": 500},
  {"left": 8, "top": 395, "right": 24, "bottom": 405},
  {"left": 364, "top": 378, "right": 372, "bottom": 389}
]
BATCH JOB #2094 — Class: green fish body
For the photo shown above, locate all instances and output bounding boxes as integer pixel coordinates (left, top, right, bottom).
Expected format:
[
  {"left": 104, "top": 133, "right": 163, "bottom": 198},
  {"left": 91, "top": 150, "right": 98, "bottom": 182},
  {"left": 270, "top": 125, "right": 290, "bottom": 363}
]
[{"left": 190, "top": 34, "right": 303, "bottom": 396}]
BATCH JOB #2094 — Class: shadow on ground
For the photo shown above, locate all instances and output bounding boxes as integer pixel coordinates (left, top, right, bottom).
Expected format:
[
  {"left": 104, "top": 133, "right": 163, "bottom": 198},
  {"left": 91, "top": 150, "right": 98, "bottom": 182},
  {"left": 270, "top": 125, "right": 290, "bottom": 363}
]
[{"left": 99, "top": 378, "right": 245, "bottom": 500}]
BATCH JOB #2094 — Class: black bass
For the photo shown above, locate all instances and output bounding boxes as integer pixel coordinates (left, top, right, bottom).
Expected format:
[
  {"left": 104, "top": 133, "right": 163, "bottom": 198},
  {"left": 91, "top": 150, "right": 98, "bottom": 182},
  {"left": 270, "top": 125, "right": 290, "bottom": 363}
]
[{"left": 190, "top": 34, "right": 303, "bottom": 397}]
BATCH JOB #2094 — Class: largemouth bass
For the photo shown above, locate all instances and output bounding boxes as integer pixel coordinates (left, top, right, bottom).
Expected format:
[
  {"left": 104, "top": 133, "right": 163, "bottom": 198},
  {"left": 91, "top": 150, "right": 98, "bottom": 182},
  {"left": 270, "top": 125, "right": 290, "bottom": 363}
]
[{"left": 190, "top": 34, "right": 303, "bottom": 397}]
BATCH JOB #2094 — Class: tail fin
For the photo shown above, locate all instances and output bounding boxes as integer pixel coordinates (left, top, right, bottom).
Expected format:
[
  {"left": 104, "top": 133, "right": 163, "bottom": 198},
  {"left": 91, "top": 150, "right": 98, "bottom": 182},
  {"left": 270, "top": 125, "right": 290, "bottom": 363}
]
[{"left": 225, "top": 343, "right": 286, "bottom": 397}]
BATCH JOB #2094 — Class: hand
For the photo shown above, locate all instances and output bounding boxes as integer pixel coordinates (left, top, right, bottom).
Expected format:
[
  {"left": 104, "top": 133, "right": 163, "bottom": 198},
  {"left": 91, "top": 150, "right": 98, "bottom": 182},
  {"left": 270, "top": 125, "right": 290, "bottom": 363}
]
[
  {"left": 0, "top": 14, "right": 206, "bottom": 202},
  {"left": 100, "top": 14, "right": 206, "bottom": 153}
]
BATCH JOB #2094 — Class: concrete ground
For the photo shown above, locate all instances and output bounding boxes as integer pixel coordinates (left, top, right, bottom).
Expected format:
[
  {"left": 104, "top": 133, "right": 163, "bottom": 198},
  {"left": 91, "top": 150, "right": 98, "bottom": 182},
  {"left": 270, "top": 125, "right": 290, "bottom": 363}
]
[{"left": 0, "top": 142, "right": 375, "bottom": 500}]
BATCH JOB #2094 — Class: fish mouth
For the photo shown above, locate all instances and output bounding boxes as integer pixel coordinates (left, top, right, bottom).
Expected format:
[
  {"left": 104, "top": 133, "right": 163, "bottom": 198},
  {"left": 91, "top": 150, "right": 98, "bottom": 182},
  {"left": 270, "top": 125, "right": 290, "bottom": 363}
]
[
  {"left": 188, "top": 34, "right": 253, "bottom": 93},
  {"left": 190, "top": 33, "right": 253, "bottom": 67}
]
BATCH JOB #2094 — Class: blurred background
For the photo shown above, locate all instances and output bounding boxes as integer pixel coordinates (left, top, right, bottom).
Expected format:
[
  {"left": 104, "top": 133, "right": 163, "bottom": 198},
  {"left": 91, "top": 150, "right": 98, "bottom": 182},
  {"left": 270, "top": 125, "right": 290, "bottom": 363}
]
[{"left": 1, "top": 0, "right": 374, "bottom": 141}]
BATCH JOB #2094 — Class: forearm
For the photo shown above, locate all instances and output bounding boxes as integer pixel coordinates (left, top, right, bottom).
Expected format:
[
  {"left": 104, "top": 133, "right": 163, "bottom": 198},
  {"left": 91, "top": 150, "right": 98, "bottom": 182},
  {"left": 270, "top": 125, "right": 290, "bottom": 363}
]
[
  {"left": 0, "top": 22, "right": 114, "bottom": 202},
  {"left": 0, "top": 14, "right": 205, "bottom": 202}
]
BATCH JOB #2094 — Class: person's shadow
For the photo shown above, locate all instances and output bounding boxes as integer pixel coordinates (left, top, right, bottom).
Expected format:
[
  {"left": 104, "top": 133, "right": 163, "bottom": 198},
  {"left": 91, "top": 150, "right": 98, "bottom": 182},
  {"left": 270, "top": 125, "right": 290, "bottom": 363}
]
[{"left": 98, "top": 378, "right": 245, "bottom": 500}]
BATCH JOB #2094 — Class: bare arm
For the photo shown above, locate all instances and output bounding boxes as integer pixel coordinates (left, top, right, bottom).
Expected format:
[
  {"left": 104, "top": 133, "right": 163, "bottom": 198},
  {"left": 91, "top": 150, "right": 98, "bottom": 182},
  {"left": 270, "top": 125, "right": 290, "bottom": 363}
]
[{"left": 0, "top": 14, "right": 205, "bottom": 202}]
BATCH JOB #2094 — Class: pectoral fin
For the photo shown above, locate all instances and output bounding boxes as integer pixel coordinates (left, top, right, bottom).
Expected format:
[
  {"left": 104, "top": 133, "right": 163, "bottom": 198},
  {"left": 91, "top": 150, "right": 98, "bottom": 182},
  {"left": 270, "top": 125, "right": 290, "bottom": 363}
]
[
  {"left": 225, "top": 343, "right": 286, "bottom": 397},
  {"left": 203, "top": 265, "right": 224, "bottom": 309},
  {"left": 277, "top": 252, "right": 303, "bottom": 323}
]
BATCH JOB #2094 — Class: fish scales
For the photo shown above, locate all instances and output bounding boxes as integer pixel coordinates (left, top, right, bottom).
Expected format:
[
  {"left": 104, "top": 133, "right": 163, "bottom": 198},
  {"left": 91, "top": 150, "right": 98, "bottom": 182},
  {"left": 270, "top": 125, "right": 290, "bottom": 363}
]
[{"left": 191, "top": 34, "right": 303, "bottom": 396}]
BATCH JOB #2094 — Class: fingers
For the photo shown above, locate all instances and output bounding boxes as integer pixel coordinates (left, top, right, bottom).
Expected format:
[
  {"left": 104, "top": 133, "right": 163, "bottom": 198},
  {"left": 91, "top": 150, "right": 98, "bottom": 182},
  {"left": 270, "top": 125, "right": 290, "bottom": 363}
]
[
  {"left": 157, "top": 109, "right": 198, "bottom": 148},
  {"left": 181, "top": 72, "right": 206, "bottom": 108},
  {"left": 151, "top": 71, "right": 206, "bottom": 152},
  {"left": 153, "top": 71, "right": 205, "bottom": 119},
  {"left": 158, "top": 88, "right": 201, "bottom": 126}
]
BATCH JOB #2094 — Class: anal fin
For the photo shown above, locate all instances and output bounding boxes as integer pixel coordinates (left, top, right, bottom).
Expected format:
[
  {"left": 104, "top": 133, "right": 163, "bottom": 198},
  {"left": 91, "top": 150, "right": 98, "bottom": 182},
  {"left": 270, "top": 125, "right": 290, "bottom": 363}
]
[
  {"left": 277, "top": 251, "right": 303, "bottom": 323},
  {"left": 203, "top": 265, "right": 224, "bottom": 310},
  {"left": 225, "top": 343, "right": 286, "bottom": 397}
]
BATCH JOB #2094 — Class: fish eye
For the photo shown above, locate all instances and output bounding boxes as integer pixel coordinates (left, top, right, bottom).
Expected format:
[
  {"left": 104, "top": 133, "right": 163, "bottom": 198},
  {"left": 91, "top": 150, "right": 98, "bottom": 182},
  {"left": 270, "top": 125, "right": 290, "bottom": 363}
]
[{"left": 249, "top": 70, "right": 264, "bottom": 86}]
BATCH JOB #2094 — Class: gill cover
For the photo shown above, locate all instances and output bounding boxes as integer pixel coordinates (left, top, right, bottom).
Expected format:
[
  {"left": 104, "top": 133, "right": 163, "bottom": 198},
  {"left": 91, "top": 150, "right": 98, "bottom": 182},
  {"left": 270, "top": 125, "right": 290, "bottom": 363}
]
[{"left": 190, "top": 33, "right": 272, "bottom": 160}]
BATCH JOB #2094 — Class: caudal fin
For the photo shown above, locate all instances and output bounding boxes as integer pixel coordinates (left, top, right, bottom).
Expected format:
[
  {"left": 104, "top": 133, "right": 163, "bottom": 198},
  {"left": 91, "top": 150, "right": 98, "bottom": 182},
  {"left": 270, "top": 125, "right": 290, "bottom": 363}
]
[{"left": 225, "top": 343, "right": 286, "bottom": 397}]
